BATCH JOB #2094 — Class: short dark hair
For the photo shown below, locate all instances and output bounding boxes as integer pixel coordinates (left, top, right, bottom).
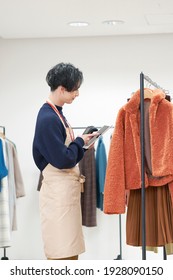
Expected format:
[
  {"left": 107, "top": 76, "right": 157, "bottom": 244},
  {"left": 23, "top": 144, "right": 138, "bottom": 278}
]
[{"left": 46, "top": 62, "right": 83, "bottom": 92}]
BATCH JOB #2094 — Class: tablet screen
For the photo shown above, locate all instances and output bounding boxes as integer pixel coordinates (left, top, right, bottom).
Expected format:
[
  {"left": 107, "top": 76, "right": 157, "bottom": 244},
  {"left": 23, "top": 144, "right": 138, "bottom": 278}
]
[{"left": 83, "top": 125, "right": 112, "bottom": 149}]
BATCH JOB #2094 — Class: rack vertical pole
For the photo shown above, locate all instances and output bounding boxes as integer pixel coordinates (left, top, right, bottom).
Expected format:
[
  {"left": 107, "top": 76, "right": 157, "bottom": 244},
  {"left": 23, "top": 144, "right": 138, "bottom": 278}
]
[
  {"left": 0, "top": 126, "right": 5, "bottom": 135},
  {"left": 140, "top": 72, "right": 146, "bottom": 260},
  {"left": 1, "top": 248, "right": 9, "bottom": 260},
  {"left": 119, "top": 214, "right": 122, "bottom": 259},
  {"left": 0, "top": 126, "right": 9, "bottom": 260}
]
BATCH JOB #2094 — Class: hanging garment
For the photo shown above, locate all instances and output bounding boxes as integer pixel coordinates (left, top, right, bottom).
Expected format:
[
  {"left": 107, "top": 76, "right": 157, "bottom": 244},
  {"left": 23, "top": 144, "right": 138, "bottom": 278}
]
[
  {"left": 6, "top": 140, "right": 25, "bottom": 230},
  {"left": 79, "top": 148, "right": 97, "bottom": 227},
  {"left": 126, "top": 185, "right": 173, "bottom": 247},
  {"left": 0, "top": 139, "right": 8, "bottom": 192},
  {"left": 0, "top": 138, "right": 11, "bottom": 248},
  {"left": 95, "top": 136, "right": 107, "bottom": 211},
  {"left": 0, "top": 137, "right": 25, "bottom": 248},
  {"left": 104, "top": 89, "right": 173, "bottom": 249},
  {"left": 37, "top": 172, "right": 43, "bottom": 191},
  {"left": 104, "top": 89, "right": 173, "bottom": 214},
  {"left": 126, "top": 98, "right": 173, "bottom": 248}
]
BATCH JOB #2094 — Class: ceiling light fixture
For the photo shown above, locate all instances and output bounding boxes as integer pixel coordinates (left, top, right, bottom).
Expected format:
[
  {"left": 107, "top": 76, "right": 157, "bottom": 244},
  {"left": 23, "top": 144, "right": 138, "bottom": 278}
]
[
  {"left": 68, "top": 21, "right": 89, "bottom": 27},
  {"left": 102, "top": 20, "right": 124, "bottom": 26}
]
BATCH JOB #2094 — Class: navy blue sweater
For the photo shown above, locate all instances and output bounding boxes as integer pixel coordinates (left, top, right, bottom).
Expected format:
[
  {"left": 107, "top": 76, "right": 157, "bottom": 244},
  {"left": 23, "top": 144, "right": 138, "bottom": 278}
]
[{"left": 32, "top": 103, "right": 85, "bottom": 171}]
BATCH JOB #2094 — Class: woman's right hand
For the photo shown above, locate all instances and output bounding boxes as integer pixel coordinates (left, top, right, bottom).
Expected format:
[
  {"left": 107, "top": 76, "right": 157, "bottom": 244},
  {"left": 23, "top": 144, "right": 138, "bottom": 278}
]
[{"left": 79, "top": 132, "right": 98, "bottom": 146}]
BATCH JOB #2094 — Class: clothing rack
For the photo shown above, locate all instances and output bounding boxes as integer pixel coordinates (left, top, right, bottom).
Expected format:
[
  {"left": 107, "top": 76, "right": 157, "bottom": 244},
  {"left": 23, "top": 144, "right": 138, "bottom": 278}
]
[
  {"left": 1, "top": 248, "right": 8, "bottom": 260},
  {"left": 140, "top": 73, "right": 146, "bottom": 260},
  {"left": 144, "top": 75, "right": 170, "bottom": 95},
  {"left": 0, "top": 126, "right": 5, "bottom": 135},
  {"left": 140, "top": 73, "right": 168, "bottom": 260},
  {"left": 73, "top": 126, "right": 122, "bottom": 260},
  {"left": 72, "top": 126, "right": 102, "bottom": 130},
  {"left": 114, "top": 214, "right": 123, "bottom": 260},
  {"left": 0, "top": 126, "right": 9, "bottom": 260}
]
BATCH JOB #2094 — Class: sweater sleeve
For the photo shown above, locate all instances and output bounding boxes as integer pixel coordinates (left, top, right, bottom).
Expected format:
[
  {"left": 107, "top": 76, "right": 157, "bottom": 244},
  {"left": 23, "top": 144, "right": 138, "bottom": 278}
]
[
  {"left": 103, "top": 108, "right": 126, "bottom": 214},
  {"left": 33, "top": 106, "right": 85, "bottom": 171}
]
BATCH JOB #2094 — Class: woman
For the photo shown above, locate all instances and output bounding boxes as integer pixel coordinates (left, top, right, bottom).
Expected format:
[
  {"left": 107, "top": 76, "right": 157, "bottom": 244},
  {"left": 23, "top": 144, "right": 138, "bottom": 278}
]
[{"left": 32, "top": 62, "right": 95, "bottom": 260}]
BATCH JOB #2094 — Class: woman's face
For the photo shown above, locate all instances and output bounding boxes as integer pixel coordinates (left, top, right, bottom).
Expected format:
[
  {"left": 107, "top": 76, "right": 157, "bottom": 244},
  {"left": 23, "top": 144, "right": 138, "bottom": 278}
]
[{"left": 63, "top": 89, "right": 79, "bottom": 104}]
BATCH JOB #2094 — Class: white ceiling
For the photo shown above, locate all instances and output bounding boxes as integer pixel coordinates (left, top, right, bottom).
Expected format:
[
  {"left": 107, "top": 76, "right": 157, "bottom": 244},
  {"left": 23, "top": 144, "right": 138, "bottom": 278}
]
[{"left": 0, "top": 0, "right": 173, "bottom": 39}]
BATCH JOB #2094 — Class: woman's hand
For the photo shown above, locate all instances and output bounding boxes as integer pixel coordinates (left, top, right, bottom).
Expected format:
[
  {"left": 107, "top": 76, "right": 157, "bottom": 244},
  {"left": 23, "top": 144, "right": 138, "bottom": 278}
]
[{"left": 79, "top": 132, "right": 99, "bottom": 147}]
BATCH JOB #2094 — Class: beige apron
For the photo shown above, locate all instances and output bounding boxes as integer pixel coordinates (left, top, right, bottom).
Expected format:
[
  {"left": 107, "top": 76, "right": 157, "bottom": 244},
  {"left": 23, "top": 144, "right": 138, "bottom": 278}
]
[{"left": 39, "top": 105, "right": 85, "bottom": 259}]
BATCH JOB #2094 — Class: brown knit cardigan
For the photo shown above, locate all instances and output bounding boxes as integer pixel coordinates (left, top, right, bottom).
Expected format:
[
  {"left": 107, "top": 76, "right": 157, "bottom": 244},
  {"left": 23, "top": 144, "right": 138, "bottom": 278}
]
[{"left": 104, "top": 89, "right": 173, "bottom": 214}]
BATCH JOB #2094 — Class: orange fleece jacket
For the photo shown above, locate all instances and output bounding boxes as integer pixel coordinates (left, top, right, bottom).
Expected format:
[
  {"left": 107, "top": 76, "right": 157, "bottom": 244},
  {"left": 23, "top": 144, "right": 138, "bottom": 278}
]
[{"left": 104, "top": 89, "right": 173, "bottom": 214}]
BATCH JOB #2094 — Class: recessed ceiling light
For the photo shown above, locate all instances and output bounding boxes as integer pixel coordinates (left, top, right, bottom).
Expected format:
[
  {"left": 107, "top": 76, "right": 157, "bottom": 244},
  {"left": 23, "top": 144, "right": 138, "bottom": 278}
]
[
  {"left": 102, "top": 20, "right": 124, "bottom": 26},
  {"left": 68, "top": 22, "right": 89, "bottom": 27}
]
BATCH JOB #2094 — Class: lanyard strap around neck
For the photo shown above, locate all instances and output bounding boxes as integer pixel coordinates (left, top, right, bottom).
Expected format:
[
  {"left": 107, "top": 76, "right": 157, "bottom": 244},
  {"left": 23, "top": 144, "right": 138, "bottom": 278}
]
[{"left": 46, "top": 99, "right": 74, "bottom": 141}]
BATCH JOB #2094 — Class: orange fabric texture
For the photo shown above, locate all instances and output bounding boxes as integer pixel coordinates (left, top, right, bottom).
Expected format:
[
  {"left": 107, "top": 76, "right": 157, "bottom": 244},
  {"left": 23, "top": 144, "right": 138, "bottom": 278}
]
[
  {"left": 126, "top": 185, "right": 173, "bottom": 247},
  {"left": 104, "top": 89, "right": 173, "bottom": 214}
]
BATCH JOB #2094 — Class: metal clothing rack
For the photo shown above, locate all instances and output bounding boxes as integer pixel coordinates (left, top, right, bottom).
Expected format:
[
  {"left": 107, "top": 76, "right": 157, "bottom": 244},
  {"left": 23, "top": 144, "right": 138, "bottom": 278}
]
[
  {"left": 140, "top": 73, "right": 169, "bottom": 260},
  {"left": 72, "top": 126, "right": 102, "bottom": 130},
  {"left": 1, "top": 248, "right": 9, "bottom": 260},
  {"left": 143, "top": 75, "right": 170, "bottom": 95},
  {"left": 0, "top": 126, "right": 9, "bottom": 260},
  {"left": 114, "top": 214, "right": 123, "bottom": 260},
  {"left": 140, "top": 73, "right": 146, "bottom": 260},
  {"left": 73, "top": 126, "right": 122, "bottom": 260},
  {"left": 0, "top": 126, "right": 5, "bottom": 135}
]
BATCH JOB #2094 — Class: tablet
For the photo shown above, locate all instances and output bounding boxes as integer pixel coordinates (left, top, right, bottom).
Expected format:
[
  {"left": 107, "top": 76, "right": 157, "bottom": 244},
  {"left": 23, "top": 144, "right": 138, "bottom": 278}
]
[{"left": 83, "top": 125, "right": 113, "bottom": 149}]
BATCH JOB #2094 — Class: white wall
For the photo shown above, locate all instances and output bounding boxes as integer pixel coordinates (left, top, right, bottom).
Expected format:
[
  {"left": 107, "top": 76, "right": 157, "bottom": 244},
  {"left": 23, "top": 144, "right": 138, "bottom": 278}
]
[{"left": 0, "top": 34, "right": 173, "bottom": 260}]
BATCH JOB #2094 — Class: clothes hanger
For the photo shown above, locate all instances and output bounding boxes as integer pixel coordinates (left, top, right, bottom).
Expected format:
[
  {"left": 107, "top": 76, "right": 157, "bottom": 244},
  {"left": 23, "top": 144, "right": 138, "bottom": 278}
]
[
  {"left": 144, "top": 88, "right": 153, "bottom": 99},
  {"left": 0, "top": 132, "right": 5, "bottom": 139},
  {"left": 0, "top": 126, "right": 5, "bottom": 138}
]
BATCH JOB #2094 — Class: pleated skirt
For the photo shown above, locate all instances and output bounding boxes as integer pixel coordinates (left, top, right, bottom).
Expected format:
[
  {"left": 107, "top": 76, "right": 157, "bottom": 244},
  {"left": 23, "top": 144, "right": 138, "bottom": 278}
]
[{"left": 126, "top": 184, "right": 173, "bottom": 247}]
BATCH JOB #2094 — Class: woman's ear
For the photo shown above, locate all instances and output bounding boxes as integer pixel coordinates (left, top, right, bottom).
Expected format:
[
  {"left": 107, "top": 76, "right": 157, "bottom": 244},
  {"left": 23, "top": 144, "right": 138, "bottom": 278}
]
[{"left": 60, "top": 86, "right": 66, "bottom": 94}]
